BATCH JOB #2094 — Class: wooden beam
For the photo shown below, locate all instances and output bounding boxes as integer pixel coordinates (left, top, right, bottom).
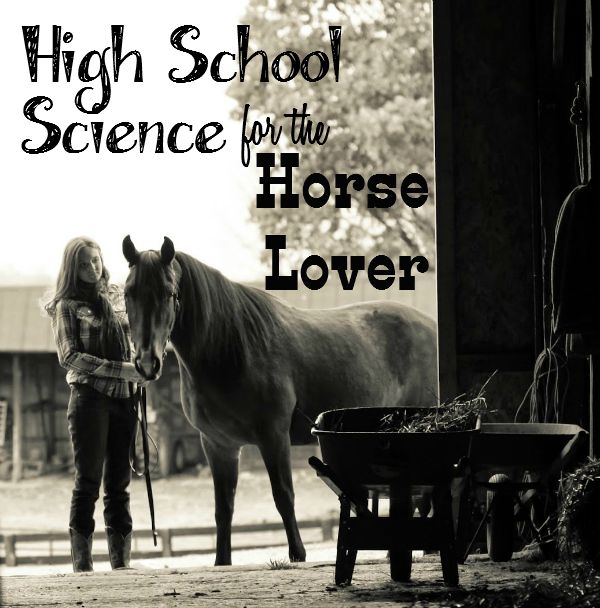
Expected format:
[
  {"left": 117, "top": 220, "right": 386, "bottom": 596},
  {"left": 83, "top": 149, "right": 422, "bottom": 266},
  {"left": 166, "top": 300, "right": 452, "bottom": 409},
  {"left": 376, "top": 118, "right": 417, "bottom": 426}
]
[
  {"left": 48, "top": 355, "right": 57, "bottom": 460},
  {"left": 591, "top": 355, "right": 598, "bottom": 457},
  {"left": 432, "top": 0, "right": 458, "bottom": 402},
  {"left": 586, "top": 0, "right": 595, "bottom": 180},
  {"left": 586, "top": 0, "right": 598, "bottom": 456},
  {"left": 11, "top": 354, "right": 23, "bottom": 482}
]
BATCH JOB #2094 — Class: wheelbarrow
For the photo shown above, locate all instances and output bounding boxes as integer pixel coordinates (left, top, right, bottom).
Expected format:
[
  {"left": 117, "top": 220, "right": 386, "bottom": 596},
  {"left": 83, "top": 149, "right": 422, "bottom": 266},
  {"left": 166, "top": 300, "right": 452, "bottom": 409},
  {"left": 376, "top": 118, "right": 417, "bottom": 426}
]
[
  {"left": 458, "top": 422, "right": 587, "bottom": 562},
  {"left": 310, "top": 407, "right": 479, "bottom": 587}
]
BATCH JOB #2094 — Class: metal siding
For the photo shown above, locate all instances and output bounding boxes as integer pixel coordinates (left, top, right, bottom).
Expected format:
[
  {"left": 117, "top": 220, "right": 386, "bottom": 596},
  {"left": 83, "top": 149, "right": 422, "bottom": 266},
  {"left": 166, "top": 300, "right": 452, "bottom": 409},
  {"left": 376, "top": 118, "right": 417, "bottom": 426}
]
[{"left": 0, "top": 287, "right": 55, "bottom": 353}]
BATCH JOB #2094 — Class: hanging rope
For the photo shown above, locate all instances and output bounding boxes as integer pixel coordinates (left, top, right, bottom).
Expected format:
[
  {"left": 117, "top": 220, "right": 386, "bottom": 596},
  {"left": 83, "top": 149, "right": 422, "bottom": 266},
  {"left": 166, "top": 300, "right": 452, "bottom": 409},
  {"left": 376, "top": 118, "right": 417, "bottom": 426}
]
[
  {"left": 570, "top": 81, "right": 589, "bottom": 185},
  {"left": 517, "top": 82, "right": 588, "bottom": 424}
]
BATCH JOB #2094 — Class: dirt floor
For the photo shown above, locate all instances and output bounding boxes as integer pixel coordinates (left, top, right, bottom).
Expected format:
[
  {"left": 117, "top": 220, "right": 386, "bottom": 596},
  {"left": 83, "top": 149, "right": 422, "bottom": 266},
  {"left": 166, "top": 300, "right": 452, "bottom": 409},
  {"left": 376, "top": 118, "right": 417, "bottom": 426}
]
[
  {"left": 1, "top": 553, "right": 561, "bottom": 608},
  {"left": 1, "top": 469, "right": 591, "bottom": 607}
]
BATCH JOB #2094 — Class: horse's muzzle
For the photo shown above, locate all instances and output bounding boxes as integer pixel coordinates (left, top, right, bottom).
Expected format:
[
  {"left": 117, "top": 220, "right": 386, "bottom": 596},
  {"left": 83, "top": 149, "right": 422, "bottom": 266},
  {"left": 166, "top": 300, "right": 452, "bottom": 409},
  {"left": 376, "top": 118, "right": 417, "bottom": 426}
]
[{"left": 135, "top": 353, "right": 162, "bottom": 381}]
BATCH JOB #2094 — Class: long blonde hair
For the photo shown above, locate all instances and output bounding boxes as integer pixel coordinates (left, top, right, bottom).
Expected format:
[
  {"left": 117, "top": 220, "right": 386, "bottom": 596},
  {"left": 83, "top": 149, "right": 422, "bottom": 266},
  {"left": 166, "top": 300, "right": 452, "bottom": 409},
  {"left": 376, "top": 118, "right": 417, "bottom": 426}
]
[{"left": 45, "top": 237, "right": 128, "bottom": 360}]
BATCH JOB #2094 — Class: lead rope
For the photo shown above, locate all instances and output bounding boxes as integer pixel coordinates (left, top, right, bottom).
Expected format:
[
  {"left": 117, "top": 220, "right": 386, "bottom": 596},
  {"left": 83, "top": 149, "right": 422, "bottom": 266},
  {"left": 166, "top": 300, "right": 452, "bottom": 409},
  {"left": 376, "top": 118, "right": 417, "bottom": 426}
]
[
  {"left": 139, "top": 386, "right": 158, "bottom": 546},
  {"left": 129, "top": 384, "right": 158, "bottom": 547}
]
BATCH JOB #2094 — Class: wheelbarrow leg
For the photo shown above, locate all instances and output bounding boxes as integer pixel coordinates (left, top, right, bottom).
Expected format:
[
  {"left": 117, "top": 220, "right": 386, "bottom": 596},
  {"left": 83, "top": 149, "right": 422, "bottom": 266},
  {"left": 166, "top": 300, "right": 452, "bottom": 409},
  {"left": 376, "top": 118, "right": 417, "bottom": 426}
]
[
  {"left": 433, "top": 484, "right": 459, "bottom": 586},
  {"left": 455, "top": 475, "right": 472, "bottom": 564},
  {"left": 389, "top": 485, "right": 412, "bottom": 582},
  {"left": 335, "top": 496, "right": 357, "bottom": 585}
]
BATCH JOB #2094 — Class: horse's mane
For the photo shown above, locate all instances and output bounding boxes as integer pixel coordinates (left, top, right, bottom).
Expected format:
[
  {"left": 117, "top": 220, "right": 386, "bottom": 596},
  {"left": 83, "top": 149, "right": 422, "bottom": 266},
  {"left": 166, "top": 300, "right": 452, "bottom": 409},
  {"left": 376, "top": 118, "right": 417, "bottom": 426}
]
[{"left": 173, "top": 252, "right": 284, "bottom": 381}]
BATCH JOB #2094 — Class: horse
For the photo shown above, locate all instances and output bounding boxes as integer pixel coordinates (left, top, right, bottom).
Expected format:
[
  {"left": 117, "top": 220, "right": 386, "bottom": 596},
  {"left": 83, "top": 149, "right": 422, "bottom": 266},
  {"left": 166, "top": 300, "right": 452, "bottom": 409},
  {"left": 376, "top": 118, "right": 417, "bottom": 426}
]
[{"left": 121, "top": 235, "right": 438, "bottom": 565}]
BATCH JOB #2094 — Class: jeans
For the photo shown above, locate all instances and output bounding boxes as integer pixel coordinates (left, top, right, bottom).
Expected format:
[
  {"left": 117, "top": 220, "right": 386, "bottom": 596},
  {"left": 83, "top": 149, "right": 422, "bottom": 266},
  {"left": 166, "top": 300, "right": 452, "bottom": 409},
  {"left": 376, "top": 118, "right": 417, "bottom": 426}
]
[{"left": 67, "top": 383, "right": 137, "bottom": 537}]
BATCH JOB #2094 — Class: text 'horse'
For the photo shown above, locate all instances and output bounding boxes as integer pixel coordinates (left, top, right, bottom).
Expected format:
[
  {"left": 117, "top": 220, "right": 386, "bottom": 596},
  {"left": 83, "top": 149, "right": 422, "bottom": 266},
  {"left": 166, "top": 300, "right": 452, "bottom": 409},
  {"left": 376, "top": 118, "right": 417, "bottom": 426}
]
[{"left": 122, "top": 236, "right": 437, "bottom": 565}]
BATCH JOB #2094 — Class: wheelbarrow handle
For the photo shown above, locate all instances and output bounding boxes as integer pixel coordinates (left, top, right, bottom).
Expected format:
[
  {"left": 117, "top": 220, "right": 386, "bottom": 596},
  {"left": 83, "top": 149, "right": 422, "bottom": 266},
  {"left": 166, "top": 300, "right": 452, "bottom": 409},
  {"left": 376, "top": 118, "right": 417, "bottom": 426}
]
[
  {"left": 519, "top": 429, "right": 587, "bottom": 506},
  {"left": 308, "top": 456, "right": 372, "bottom": 517}
]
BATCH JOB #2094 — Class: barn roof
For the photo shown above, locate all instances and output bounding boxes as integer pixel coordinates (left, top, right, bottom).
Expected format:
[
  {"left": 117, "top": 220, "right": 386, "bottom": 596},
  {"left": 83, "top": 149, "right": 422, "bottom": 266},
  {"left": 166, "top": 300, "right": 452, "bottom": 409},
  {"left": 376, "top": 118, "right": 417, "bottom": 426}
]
[{"left": 0, "top": 286, "right": 56, "bottom": 353}]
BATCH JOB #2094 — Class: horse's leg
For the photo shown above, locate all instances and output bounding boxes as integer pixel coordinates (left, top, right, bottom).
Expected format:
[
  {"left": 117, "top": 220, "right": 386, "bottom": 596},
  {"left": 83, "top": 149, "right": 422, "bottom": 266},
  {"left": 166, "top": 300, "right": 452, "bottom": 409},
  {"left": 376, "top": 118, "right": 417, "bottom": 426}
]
[
  {"left": 201, "top": 435, "right": 240, "bottom": 566},
  {"left": 258, "top": 435, "right": 306, "bottom": 562}
]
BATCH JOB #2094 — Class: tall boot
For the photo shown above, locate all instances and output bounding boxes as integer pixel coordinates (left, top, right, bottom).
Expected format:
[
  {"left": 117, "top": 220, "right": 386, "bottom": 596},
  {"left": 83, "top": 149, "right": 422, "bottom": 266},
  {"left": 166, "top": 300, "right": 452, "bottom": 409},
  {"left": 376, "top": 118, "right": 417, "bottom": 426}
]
[
  {"left": 69, "top": 528, "right": 93, "bottom": 573},
  {"left": 106, "top": 526, "right": 132, "bottom": 569}
]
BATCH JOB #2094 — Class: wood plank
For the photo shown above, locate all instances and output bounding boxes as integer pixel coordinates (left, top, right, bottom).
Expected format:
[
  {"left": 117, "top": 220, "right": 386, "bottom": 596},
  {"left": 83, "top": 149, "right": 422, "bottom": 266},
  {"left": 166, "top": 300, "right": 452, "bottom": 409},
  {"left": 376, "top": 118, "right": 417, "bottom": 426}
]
[
  {"left": 11, "top": 354, "right": 23, "bottom": 482},
  {"left": 432, "top": 0, "right": 457, "bottom": 402}
]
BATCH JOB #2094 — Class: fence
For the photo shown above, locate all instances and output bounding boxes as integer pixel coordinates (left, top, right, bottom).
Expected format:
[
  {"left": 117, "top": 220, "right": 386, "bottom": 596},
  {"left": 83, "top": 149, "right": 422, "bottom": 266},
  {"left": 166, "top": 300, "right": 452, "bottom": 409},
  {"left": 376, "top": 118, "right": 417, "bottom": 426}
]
[{"left": 0, "top": 517, "right": 338, "bottom": 567}]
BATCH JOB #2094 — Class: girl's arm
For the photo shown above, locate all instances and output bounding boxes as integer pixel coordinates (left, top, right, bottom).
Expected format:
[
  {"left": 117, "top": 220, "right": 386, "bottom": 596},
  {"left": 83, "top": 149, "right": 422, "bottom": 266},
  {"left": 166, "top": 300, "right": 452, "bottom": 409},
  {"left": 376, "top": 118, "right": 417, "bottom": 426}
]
[{"left": 52, "top": 300, "right": 143, "bottom": 382}]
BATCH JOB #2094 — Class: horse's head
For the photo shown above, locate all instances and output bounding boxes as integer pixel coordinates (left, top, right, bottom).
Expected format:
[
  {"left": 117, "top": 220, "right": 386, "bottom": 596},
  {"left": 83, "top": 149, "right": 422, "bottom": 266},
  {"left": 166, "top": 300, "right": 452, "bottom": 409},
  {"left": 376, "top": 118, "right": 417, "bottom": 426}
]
[{"left": 122, "top": 235, "right": 179, "bottom": 381}]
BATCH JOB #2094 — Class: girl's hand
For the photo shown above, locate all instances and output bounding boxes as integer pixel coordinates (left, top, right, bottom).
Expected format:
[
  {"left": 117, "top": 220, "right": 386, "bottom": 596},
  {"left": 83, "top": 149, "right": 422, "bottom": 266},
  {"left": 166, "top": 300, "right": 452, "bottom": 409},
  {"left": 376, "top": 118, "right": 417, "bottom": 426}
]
[{"left": 122, "top": 361, "right": 147, "bottom": 383}]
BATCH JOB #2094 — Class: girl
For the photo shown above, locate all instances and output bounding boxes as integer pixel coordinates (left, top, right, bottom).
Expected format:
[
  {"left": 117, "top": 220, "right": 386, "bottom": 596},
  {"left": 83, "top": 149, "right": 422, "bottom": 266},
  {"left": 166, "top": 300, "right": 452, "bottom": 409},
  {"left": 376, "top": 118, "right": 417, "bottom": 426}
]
[{"left": 45, "top": 237, "right": 145, "bottom": 572}]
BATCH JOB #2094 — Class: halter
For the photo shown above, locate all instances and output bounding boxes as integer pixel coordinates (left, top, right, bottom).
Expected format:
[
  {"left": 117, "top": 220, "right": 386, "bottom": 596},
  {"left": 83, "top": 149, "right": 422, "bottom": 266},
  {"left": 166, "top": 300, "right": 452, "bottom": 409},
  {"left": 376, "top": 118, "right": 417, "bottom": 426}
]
[
  {"left": 161, "top": 291, "right": 180, "bottom": 361},
  {"left": 126, "top": 288, "right": 180, "bottom": 368}
]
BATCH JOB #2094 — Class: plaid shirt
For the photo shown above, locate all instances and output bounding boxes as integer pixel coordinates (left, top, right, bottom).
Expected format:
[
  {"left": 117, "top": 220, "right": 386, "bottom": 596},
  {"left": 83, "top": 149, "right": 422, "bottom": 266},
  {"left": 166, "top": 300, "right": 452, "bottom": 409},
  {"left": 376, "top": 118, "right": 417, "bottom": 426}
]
[{"left": 51, "top": 285, "right": 135, "bottom": 399}]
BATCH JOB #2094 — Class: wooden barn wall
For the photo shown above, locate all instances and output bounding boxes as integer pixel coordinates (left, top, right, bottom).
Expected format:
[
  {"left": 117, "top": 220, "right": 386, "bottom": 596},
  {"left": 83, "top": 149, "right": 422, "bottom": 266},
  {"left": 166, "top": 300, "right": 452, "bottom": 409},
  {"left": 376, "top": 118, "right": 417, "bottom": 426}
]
[
  {"left": 452, "top": 2, "right": 537, "bottom": 354},
  {"left": 434, "top": 1, "right": 545, "bottom": 419}
]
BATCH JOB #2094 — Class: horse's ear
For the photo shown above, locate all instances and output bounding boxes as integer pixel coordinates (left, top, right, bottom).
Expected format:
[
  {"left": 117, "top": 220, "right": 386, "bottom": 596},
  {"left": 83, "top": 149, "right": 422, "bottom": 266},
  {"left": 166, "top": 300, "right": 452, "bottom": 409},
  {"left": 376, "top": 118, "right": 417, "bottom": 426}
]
[
  {"left": 122, "top": 235, "right": 140, "bottom": 267},
  {"left": 161, "top": 236, "right": 175, "bottom": 265}
]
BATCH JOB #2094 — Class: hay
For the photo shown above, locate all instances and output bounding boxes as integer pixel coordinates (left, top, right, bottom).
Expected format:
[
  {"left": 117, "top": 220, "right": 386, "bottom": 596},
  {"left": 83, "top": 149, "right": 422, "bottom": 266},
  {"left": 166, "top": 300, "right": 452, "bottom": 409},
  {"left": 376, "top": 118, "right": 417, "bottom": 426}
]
[
  {"left": 444, "top": 570, "right": 600, "bottom": 607},
  {"left": 440, "top": 563, "right": 600, "bottom": 607},
  {"left": 379, "top": 391, "right": 488, "bottom": 433},
  {"left": 559, "top": 457, "right": 600, "bottom": 570}
]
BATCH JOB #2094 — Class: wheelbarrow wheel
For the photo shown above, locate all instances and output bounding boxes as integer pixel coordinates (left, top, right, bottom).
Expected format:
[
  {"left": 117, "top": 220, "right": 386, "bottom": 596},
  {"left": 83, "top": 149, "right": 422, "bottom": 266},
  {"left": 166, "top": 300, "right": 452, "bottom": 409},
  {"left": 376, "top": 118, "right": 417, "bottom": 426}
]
[
  {"left": 486, "top": 473, "right": 514, "bottom": 562},
  {"left": 389, "top": 549, "right": 412, "bottom": 582},
  {"left": 522, "top": 483, "right": 559, "bottom": 560}
]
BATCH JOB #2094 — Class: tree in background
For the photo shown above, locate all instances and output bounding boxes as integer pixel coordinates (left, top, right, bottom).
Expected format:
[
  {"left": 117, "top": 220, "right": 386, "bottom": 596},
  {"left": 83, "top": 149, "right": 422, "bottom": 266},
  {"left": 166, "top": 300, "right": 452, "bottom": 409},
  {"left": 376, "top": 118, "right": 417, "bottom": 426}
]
[{"left": 228, "top": 0, "right": 434, "bottom": 267}]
